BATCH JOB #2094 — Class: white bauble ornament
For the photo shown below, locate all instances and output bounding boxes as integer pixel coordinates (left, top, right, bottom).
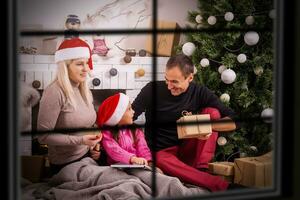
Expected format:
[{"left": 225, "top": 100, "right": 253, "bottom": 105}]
[
  {"left": 250, "top": 146, "right": 258, "bottom": 152},
  {"left": 237, "top": 53, "right": 247, "bottom": 63},
  {"left": 207, "top": 16, "right": 217, "bottom": 25},
  {"left": 254, "top": 66, "right": 264, "bottom": 76},
  {"left": 261, "top": 108, "right": 274, "bottom": 123},
  {"left": 221, "top": 69, "right": 236, "bottom": 84},
  {"left": 269, "top": 9, "right": 276, "bottom": 19},
  {"left": 200, "top": 58, "right": 210, "bottom": 67},
  {"left": 218, "top": 65, "right": 227, "bottom": 74},
  {"left": 244, "top": 31, "right": 260, "bottom": 46},
  {"left": 195, "top": 15, "right": 203, "bottom": 23},
  {"left": 245, "top": 15, "right": 255, "bottom": 25},
  {"left": 182, "top": 42, "right": 196, "bottom": 56},
  {"left": 217, "top": 137, "right": 227, "bottom": 146},
  {"left": 224, "top": 12, "right": 234, "bottom": 21},
  {"left": 220, "top": 93, "right": 230, "bottom": 103}
]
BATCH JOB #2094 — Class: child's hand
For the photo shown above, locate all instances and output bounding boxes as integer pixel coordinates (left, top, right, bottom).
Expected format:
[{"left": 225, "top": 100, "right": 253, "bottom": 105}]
[
  {"left": 130, "top": 156, "right": 148, "bottom": 165},
  {"left": 148, "top": 161, "right": 164, "bottom": 174},
  {"left": 90, "top": 148, "right": 101, "bottom": 160}
]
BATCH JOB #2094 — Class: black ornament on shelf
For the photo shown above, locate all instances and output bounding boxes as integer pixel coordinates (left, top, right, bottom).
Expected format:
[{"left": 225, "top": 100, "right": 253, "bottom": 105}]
[
  {"left": 32, "top": 80, "right": 41, "bottom": 89},
  {"left": 92, "top": 78, "right": 101, "bottom": 86},
  {"left": 126, "top": 49, "right": 137, "bottom": 57},
  {"left": 138, "top": 49, "right": 147, "bottom": 57},
  {"left": 109, "top": 68, "right": 118, "bottom": 76},
  {"left": 124, "top": 55, "right": 132, "bottom": 63}
]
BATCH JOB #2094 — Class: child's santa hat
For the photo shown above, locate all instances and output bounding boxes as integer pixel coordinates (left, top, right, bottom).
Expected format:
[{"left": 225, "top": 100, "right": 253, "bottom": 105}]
[
  {"left": 55, "top": 38, "right": 93, "bottom": 70},
  {"left": 97, "top": 93, "right": 130, "bottom": 127}
]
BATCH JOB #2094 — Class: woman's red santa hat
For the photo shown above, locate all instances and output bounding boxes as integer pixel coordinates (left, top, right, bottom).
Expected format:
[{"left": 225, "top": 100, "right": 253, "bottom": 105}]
[
  {"left": 97, "top": 93, "right": 130, "bottom": 126},
  {"left": 55, "top": 38, "right": 93, "bottom": 70}
]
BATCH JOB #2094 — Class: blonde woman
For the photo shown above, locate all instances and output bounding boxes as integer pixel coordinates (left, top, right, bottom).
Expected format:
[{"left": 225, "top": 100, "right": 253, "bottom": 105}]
[{"left": 37, "top": 38, "right": 102, "bottom": 175}]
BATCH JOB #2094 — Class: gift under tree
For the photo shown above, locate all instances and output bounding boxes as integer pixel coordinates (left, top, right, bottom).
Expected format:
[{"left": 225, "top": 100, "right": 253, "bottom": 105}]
[{"left": 179, "top": 0, "right": 274, "bottom": 161}]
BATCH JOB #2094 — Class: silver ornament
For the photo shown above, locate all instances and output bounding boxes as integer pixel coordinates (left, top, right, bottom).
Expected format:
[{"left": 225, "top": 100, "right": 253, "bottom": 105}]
[
  {"left": 217, "top": 137, "right": 227, "bottom": 146},
  {"left": 245, "top": 15, "right": 255, "bottom": 25},
  {"left": 220, "top": 93, "right": 230, "bottom": 103},
  {"left": 261, "top": 108, "right": 274, "bottom": 123},
  {"left": 244, "top": 31, "right": 260, "bottom": 46},
  {"left": 224, "top": 12, "right": 234, "bottom": 21},
  {"left": 237, "top": 53, "right": 247, "bottom": 63},
  {"left": 207, "top": 16, "right": 217, "bottom": 25},
  {"left": 254, "top": 66, "right": 264, "bottom": 76},
  {"left": 195, "top": 15, "right": 203, "bottom": 23},
  {"left": 200, "top": 58, "right": 210, "bottom": 67},
  {"left": 218, "top": 65, "right": 227, "bottom": 74},
  {"left": 221, "top": 69, "right": 236, "bottom": 84},
  {"left": 182, "top": 42, "right": 196, "bottom": 56}
]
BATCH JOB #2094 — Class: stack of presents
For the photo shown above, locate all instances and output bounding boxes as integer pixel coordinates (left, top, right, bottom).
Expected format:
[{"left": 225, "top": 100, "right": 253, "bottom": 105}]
[
  {"left": 208, "top": 152, "right": 272, "bottom": 188},
  {"left": 177, "top": 113, "right": 273, "bottom": 188}
]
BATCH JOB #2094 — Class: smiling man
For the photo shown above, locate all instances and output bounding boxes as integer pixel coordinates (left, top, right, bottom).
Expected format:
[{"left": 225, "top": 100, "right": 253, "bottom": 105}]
[{"left": 132, "top": 54, "right": 237, "bottom": 192}]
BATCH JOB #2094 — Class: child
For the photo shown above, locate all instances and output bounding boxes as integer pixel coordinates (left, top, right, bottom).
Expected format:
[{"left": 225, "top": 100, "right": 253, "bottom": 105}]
[{"left": 97, "top": 93, "right": 153, "bottom": 166}]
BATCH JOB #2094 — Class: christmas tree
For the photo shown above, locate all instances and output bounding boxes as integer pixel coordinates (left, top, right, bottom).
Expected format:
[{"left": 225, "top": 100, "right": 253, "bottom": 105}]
[{"left": 180, "top": 0, "right": 274, "bottom": 161}]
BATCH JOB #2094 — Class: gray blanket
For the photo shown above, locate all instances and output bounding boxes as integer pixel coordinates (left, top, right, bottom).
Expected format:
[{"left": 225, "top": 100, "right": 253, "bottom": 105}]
[{"left": 22, "top": 157, "right": 208, "bottom": 200}]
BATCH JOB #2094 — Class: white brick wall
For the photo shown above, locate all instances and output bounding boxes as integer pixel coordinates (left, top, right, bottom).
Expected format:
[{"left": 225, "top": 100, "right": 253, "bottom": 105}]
[{"left": 18, "top": 54, "right": 169, "bottom": 155}]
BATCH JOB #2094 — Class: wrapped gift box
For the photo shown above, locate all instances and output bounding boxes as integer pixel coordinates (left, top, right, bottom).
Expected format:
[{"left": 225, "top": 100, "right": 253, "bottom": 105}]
[
  {"left": 208, "top": 162, "right": 234, "bottom": 183},
  {"left": 145, "top": 20, "right": 181, "bottom": 57},
  {"left": 234, "top": 151, "right": 273, "bottom": 188},
  {"left": 177, "top": 114, "right": 212, "bottom": 139},
  {"left": 208, "top": 161, "right": 235, "bottom": 176}
]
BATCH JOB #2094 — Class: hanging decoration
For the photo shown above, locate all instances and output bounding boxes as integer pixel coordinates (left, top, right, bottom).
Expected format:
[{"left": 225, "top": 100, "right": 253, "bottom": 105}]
[
  {"left": 245, "top": 15, "right": 255, "bottom": 25},
  {"left": 261, "top": 108, "right": 273, "bottom": 123},
  {"left": 217, "top": 136, "right": 227, "bottom": 146},
  {"left": 237, "top": 53, "right": 247, "bottom": 63},
  {"left": 254, "top": 66, "right": 264, "bottom": 76},
  {"left": 221, "top": 69, "right": 236, "bottom": 84},
  {"left": 218, "top": 65, "right": 227, "bottom": 74},
  {"left": 195, "top": 15, "right": 203, "bottom": 23},
  {"left": 220, "top": 93, "right": 230, "bottom": 103},
  {"left": 200, "top": 58, "right": 210, "bottom": 67},
  {"left": 182, "top": 42, "right": 196, "bottom": 56},
  {"left": 244, "top": 31, "right": 260, "bottom": 46},
  {"left": 207, "top": 16, "right": 217, "bottom": 25},
  {"left": 224, "top": 12, "right": 234, "bottom": 21}
]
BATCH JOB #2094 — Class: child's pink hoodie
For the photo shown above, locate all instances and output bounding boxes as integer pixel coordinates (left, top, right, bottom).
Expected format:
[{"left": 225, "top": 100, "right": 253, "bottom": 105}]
[{"left": 101, "top": 128, "right": 152, "bottom": 165}]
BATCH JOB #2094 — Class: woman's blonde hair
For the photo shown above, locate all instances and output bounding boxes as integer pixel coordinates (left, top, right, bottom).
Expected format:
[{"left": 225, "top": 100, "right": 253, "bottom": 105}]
[{"left": 53, "top": 59, "right": 93, "bottom": 109}]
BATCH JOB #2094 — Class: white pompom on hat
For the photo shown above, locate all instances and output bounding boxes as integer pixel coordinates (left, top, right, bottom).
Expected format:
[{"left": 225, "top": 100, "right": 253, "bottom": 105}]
[
  {"left": 97, "top": 93, "right": 130, "bottom": 126},
  {"left": 55, "top": 38, "right": 93, "bottom": 70}
]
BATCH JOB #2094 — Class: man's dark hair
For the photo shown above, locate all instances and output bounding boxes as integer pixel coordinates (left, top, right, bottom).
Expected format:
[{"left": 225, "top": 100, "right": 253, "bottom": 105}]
[{"left": 166, "top": 54, "right": 194, "bottom": 78}]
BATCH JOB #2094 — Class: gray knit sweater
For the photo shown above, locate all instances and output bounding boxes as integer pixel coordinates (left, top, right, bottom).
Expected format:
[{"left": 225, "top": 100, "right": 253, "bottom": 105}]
[{"left": 37, "top": 81, "right": 96, "bottom": 165}]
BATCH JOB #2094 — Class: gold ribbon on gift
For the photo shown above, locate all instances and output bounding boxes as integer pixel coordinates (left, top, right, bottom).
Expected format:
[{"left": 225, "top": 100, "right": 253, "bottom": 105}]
[{"left": 177, "top": 111, "right": 212, "bottom": 139}]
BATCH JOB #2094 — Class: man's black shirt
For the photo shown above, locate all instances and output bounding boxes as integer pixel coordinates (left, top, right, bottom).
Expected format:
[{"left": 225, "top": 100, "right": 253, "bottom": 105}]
[{"left": 132, "top": 81, "right": 236, "bottom": 152}]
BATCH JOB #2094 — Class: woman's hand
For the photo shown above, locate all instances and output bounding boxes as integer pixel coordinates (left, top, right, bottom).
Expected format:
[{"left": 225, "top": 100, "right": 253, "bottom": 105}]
[
  {"left": 82, "top": 133, "right": 102, "bottom": 148},
  {"left": 130, "top": 156, "right": 148, "bottom": 165}
]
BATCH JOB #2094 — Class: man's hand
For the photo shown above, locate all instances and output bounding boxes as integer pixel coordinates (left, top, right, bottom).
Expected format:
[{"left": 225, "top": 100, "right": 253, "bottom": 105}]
[
  {"left": 130, "top": 156, "right": 148, "bottom": 165},
  {"left": 197, "top": 133, "right": 212, "bottom": 140}
]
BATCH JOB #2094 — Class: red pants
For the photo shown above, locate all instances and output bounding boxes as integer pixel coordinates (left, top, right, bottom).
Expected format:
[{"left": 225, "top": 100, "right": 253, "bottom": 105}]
[{"left": 156, "top": 107, "right": 229, "bottom": 191}]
